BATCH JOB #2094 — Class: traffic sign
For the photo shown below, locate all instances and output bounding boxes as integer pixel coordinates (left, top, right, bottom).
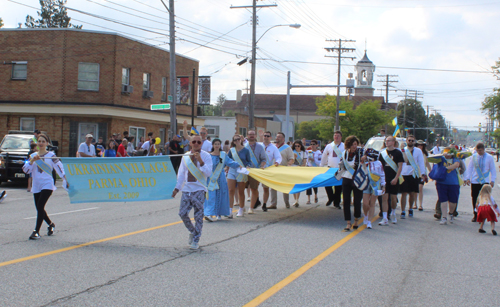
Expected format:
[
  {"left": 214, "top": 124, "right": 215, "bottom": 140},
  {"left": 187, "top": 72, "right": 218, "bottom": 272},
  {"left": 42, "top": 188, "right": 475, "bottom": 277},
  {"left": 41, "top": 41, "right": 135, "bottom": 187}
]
[
  {"left": 168, "top": 95, "right": 173, "bottom": 102},
  {"left": 150, "top": 104, "right": 170, "bottom": 110}
]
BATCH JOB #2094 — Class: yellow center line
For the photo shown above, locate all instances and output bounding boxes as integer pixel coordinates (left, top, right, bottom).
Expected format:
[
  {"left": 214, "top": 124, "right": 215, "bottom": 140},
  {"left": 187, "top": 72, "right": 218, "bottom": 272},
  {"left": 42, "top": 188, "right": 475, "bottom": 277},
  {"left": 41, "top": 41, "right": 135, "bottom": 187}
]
[
  {"left": 243, "top": 216, "right": 379, "bottom": 307},
  {"left": 1, "top": 208, "right": 240, "bottom": 268}
]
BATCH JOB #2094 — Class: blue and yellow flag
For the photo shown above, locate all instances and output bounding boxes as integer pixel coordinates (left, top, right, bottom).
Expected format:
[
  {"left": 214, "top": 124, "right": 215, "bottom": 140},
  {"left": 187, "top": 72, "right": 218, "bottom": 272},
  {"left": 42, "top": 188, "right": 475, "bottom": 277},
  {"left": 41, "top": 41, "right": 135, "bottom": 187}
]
[
  {"left": 247, "top": 166, "right": 342, "bottom": 194},
  {"left": 392, "top": 117, "right": 397, "bottom": 126},
  {"left": 393, "top": 125, "right": 400, "bottom": 137},
  {"left": 191, "top": 127, "right": 199, "bottom": 135},
  {"left": 339, "top": 110, "right": 346, "bottom": 117}
]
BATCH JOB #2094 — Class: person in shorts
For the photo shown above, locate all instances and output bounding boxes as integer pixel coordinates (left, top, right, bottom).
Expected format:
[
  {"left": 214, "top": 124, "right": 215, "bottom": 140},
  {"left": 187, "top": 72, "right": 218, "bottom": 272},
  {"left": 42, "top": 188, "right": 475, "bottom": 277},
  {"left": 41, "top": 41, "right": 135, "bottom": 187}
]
[{"left": 399, "top": 135, "right": 426, "bottom": 219}]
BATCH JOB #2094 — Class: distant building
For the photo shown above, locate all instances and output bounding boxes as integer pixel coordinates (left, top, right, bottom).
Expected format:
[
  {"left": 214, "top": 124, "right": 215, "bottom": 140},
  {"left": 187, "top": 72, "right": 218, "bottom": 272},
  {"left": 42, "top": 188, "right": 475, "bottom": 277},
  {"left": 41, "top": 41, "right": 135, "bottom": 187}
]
[{"left": 0, "top": 28, "right": 204, "bottom": 156}]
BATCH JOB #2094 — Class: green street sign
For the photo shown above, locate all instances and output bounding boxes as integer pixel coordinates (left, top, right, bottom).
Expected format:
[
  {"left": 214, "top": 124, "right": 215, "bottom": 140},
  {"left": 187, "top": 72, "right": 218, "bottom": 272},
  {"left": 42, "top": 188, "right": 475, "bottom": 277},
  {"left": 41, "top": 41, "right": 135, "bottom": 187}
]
[
  {"left": 168, "top": 95, "right": 173, "bottom": 102},
  {"left": 150, "top": 104, "right": 170, "bottom": 110}
]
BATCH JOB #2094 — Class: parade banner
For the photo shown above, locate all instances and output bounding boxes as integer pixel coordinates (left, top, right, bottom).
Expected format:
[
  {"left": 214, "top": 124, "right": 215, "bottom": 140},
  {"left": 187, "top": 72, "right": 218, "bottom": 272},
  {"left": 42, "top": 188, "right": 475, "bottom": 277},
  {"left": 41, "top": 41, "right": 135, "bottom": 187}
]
[{"left": 61, "top": 156, "right": 177, "bottom": 204}]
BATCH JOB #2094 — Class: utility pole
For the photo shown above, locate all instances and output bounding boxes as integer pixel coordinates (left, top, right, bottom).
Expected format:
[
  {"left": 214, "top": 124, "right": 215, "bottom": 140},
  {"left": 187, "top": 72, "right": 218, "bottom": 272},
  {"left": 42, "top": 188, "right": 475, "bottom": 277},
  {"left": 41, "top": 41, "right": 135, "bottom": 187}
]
[
  {"left": 165, "top": 0, "right": 177, "bottom": 138},
  {"left": 325, "top": 39, "right": 356, "bottom": 132},
  {"left": 408, "top": 90, "right": 424, "bottom": 137},
  {"left": 377, "top": 74, "right": 398, "bottom": 132},
  {"left": 231, "top": 2, "right": 277, "bottom": 130}
]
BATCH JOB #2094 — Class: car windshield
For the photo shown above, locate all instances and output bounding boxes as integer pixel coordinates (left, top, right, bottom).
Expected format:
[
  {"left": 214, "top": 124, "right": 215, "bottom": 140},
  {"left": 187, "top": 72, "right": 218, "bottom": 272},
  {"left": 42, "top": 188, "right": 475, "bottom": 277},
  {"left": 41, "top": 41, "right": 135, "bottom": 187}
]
[
  {"left": 0, "top": 135, "right": 32, "bottom": 150},
  {"left": 365, "top": 139, "right": 385, "bottom": 151}
]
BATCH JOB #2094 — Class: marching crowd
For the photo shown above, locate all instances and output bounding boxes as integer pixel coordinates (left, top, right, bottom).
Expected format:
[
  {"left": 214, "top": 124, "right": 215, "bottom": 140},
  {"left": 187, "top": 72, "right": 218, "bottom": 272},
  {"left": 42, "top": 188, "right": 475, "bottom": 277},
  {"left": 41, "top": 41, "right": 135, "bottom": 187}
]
[{"left": 16, "top": 125, "right": 500, "bottom": 250}]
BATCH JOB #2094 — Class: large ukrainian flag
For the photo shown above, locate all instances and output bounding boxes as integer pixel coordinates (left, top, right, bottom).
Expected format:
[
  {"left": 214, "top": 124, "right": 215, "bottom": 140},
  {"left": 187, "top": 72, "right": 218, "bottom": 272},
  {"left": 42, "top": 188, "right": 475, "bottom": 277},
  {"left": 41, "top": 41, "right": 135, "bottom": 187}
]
[{"left": 247, "top": 166, "right": 342, "bottom": 194}]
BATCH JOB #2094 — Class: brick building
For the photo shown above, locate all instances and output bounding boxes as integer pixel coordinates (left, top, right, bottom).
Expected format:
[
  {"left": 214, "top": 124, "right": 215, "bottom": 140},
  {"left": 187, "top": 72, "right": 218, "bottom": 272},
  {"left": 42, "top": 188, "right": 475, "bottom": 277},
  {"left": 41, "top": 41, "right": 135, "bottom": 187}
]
[{"left": 0, "top": 28, "right": 204, "bottom": 156}]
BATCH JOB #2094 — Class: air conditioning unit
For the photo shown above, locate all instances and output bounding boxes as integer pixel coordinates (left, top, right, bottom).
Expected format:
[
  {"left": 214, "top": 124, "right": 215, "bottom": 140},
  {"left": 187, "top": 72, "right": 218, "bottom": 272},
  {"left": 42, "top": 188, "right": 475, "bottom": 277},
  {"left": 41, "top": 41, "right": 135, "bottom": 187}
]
[
  {"left": 143, "top": 90, "right": 154, "bottom": 98},
  {"left": 122, "top": 84, "right": 134, "bottom": 93}
]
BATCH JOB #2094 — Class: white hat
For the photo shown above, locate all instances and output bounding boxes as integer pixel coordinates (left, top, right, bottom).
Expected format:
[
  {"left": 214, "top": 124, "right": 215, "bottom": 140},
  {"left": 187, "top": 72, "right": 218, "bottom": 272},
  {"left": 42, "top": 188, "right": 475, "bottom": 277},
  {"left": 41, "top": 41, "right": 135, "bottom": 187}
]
[{"left": 86, "top": 134, "right": 94, "bottom": 138}]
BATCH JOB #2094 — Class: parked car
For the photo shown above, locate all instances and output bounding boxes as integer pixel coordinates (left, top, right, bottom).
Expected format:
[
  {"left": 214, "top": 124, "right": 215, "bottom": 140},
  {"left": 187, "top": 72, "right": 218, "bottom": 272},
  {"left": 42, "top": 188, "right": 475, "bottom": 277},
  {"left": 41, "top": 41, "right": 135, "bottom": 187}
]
[
  {"left": 364, "top": 136, "right": 407, "bottom": 151},
  {"left": 485, "top": 148, "right": 496, "bottom": 155},
  {"left": 0, "top": 131, "right": 57, "bottom": 184}
]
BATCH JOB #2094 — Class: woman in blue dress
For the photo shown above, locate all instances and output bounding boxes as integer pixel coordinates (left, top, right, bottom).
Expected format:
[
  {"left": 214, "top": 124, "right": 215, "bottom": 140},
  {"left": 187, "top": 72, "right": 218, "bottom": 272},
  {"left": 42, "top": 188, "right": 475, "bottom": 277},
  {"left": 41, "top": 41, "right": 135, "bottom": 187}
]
[
  {"left": 104, "top": 140, "right": 117, "bottom": 157},
  {"left": 204, "top": 138, "right": 241, "bottom": 221}
]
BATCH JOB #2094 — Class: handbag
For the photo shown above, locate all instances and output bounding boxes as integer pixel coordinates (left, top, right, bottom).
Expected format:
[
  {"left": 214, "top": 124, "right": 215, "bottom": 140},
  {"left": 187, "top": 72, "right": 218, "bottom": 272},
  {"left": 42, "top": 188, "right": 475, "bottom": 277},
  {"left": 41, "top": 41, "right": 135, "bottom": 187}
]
[
  {"left": 428, "top": 163, "right": 447, "bottom": 181},
  {"left": 334, "top": 163, "right": 346, "bottom": 180},
  {"left": 353, "top": 164, "right": 369, "bottom": 190}
]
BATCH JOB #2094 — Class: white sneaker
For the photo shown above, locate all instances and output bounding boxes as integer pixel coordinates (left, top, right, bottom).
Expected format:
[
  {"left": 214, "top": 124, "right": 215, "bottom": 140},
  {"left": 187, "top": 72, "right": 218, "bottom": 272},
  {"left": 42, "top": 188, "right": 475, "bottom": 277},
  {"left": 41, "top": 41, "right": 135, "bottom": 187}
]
[
  {"left": 188, "top": 234, "right": 194, "bottom": 246},
  {"left": 236, "top": 208, "right": 244, "bottom": 217},
  {"left": 449, "top": 216, "right": 454, "bottom": 224},
  {"left": 190, "top": 241, "right": 199, "bottom": 250},
  {"left": 367, "top": 221, "right": 372, "bottom": 229},
  {"left": 440, "top": 217, "right": 447, "bottom": 225},
  {"left": 248, "top": 208, "right": 254, "bottom": 214},
  {"left": 217, "top": 216, "right": 222, "bottom": 221},
  {"left": 247, "top": 197, "right": 251, "bottom": 202},
  {"left": 204, "top": 216, "right": 214, "bottom": 222},
  {"left": 378, "top": 218, "right": 389, "bottom": 226},
  {"left": 391, "top": 213, "right": 397, "bottom": 224},
  {"left": 363, "top": 216, "right": 368, "bottom": 225}
]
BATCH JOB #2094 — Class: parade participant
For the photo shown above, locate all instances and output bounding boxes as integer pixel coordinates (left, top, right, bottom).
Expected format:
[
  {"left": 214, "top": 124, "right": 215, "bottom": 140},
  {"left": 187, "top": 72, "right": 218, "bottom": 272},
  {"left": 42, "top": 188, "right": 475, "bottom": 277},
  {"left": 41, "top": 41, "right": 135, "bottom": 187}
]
[
  {"left": 476, "top": 184, "right": 498, "bottom": 235},
  {"left": 361, "top": 148, "right": 385, "bottom": 229},
  {"left": 78, "top": 134, "right": 96, "bottom": 157},
  {"left": 244, "top": 130, "right": 267, "bottom": 213},
  {"left": 204, "top": 139, "right": 241, "bottom": 221},
  {"left": 22, "top": 134, "right": 68, "bottom": 240},
  {"left": 340, "top": 136, "right": 363, "bottom": 231},
  {"left": 434, "top": 146, "right": 462, "bottom": 225},
  {"left": 292, "top": 140, "right": 308, "bottom": 207},
  {"left": 269, "top": 132, "right": 295, "bottom": 209},
  {"left": 227, "top": 135, "right": 252, "bottom": 217},
  {"left": 416, "top": 140, "right": 432, "bottom": 211},
  {"left": 320, "top": 131, "right": 344, "bottom": 209},
  {"left": 464, "top": 142, "right": 496, "bottom": 222},
  {"left": 104, "top": 139, "right": 117, "bottom": 157},
  {"left": 171, "top": 135, "right": 212, "bottom": 250},
  {"left": 182, "top": 120, "right": 211, "bottom": 152},
  {"left": 261, "top": 131, "right": 281, "bottom": 212},
  {"left": 306, "top": 139, "right": 322, "bottom": 204},
  {"left": 117, "top": 138, "right": 127, "bottom": 157},
  {"left": 378, "top": 136, "right": 404, "bottom": 226},
  {"left": 399, "top": 135, "right": 426, "bottom": 219}
]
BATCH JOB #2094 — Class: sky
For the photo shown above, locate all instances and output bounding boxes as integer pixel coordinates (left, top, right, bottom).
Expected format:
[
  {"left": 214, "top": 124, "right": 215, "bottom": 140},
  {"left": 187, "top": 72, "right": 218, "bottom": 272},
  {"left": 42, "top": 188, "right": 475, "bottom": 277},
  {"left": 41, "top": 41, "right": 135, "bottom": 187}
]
[{"left": 2, "top": 0, "right": 499, "bottom": 130}]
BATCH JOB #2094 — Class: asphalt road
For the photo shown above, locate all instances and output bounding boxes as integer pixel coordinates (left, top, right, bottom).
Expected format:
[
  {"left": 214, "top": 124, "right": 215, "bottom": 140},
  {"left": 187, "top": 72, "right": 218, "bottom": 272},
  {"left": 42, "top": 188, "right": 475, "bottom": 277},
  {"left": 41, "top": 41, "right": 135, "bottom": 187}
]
[{"left": 1, "top": 167, "right": 500, "bottom": 307}]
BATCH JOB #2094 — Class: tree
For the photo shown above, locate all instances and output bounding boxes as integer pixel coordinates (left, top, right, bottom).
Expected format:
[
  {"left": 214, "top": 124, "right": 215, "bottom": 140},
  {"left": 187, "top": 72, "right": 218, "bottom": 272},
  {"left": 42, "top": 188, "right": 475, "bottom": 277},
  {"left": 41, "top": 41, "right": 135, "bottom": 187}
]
[
  {"left": 296, "top": 120, "right": 321, "bottom": 141},
  {"left": 315, "top": 95, "right": 395, "bottom": 143},
  {"left": 25, "top": 0, "right": 82, "bottom": 29},
  {"left": 224, "top": 110, "right": 234, "bottom": 117},
  {"left": 0, "top": 17, "right": 4, "bottom": 28},
  {"left": 216, "top": 93, "right": 226, "bottom": 107},
  {"left": 427, "top": 112, "right": 448, "bottom": 145}
]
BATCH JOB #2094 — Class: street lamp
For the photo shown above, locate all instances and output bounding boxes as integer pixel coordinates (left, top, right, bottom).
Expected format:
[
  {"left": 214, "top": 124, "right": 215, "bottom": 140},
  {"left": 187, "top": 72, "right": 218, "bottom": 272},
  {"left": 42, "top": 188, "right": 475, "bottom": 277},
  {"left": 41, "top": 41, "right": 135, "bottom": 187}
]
[{"left": 248, "top": 23, "right": 301, "bottom": 130}]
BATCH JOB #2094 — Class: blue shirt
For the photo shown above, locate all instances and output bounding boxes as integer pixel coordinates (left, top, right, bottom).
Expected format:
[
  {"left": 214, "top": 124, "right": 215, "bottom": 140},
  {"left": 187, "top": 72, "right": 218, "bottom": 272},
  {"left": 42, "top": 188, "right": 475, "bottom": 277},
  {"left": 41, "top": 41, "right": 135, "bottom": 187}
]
[
  {"left": 437, "top": 157, "right": 459, "bottom": 185},
  {"left": 228, "top": 147, "right": 252, "bottom": 167},
  {"left": 104, "top": 149, "right": 117, "bottom": 157}
]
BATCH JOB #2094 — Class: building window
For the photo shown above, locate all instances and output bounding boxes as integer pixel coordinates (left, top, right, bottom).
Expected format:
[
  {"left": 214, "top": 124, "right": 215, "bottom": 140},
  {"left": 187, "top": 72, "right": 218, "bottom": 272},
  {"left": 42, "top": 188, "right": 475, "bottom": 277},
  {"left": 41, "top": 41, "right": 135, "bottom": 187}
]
[
  {"left": 129, "top": 126, "right": 146, "bottom": 148},
  {"left": 11, "top": 61, "right": 27, "bottom": 80},
  {"left": 78, "top": 63, "right": 99, "bottom": 91},
  {"left": 20, "top": 117, "right": 35, "bottom": 131},
  {"left": 239, "top": 127, "right": 247, "bottom": 136},
  {"left": 161, "top": 77, "right": 167, "bottom": 101},
  {"left": 122, "top": 68, "right": 130, "bottom": 85},
  {"left": 205, "top": 125, "right": 219, "bottom": 138},
  {"left": 78, "top": 123, "right": 98, "bottom": 144},
  {"left": 143, "top": 73, "right": 150, "bottom": 91}
]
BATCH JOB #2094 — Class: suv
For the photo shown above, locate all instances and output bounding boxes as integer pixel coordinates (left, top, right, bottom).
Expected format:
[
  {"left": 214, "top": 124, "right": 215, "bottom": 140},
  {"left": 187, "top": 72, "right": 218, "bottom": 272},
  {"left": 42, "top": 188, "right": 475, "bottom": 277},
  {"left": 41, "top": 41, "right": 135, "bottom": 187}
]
[
  {"left": 364, "top": 136, "right": 407, "bottom": 151},
  {"left": 0, "top": 131, "right": 58, "bottom": 184}
]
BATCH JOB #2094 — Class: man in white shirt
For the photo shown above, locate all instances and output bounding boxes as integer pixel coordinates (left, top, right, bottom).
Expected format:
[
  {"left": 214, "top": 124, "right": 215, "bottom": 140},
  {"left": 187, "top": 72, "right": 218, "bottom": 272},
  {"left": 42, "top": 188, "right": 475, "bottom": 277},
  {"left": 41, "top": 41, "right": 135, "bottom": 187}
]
[
  {"left": 171, "top": 135, "right": 212, "bottom": 250},
  {"left": 320, "top": 131, "right": 344, "bottom": 208},
  {"left": 78, "top": 134, "right": 96, "bottom": 157},
  {"left": 181, "top": 120, "right": 211, "bottom": 152},
  {"left": 141, "top": 132, "right": 154, "bottom": 156},
  {"left": 399, "top": 135, "right": 427, "bottom": 219},
  {"left": 464, "top": 142, "right": 497, "bottom": 222},
  {"left": 431, "top": 145, "right": 441, "bottom": 155},
  {"left": 269, "top": 132, "right": 295, "bottom": 209},
  {"left": 260, "top": 131, "right": 282, "bottom": 211}
]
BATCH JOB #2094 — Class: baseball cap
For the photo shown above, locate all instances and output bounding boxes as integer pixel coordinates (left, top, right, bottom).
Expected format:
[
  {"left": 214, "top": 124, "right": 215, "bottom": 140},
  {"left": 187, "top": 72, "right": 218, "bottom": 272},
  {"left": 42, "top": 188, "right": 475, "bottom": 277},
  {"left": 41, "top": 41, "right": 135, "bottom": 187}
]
[{"left": 86, "top": 134, "right": 94, "bottom": 138}]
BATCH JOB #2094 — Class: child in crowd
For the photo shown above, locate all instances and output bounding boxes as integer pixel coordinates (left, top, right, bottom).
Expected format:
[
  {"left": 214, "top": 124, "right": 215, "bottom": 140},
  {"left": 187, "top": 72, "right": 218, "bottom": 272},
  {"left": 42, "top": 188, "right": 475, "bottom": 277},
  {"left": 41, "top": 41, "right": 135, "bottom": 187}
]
[{"left": 476, "top": 184, "right": 499, "bottom": 235}]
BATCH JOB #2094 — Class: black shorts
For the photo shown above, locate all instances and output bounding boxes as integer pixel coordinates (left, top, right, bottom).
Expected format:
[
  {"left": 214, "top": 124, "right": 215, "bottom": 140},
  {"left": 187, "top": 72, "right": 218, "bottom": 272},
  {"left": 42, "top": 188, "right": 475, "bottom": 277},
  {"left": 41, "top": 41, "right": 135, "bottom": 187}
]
[
  {"left": 385, "top": 179, "right": 400, "bottom": 195},
  {"left": 400, "top": 175, "right": 420, "bottom": 193}
]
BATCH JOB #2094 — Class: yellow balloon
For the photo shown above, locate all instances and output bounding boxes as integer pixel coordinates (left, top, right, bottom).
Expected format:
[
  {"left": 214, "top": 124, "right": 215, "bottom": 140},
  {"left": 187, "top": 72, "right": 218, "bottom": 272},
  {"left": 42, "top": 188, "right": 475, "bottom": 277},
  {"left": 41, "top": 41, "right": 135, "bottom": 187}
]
[
  {"left": 155, "top": 137, "right": 161, "bottom": 145},
  {"left": 154, "top": 148, "right": 158, "bottom": 153}
]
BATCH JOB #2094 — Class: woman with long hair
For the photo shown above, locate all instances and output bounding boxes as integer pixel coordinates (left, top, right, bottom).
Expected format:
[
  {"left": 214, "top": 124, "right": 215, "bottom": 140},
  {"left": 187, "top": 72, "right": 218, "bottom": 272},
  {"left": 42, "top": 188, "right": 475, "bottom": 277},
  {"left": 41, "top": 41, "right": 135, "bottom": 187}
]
[
  {"left": 104, "top": 139, "right": 117, "bottom": 157},
  {"left": 227, "top": 134, "right": 252, "bottom": 218},
  {"left": 22, "top": 134, "right": 68, "bottom": 240},
  {"left": 306, "top": 139, "right": 322, "bottom": 204},
  {"left": 204, "top": 138, "right": 241, "bottom": 221},
  {"left": 292, "top": 140, "right": 307, "bottom": 207},
  {"left": 416, "top": 140, "right": 431, "bottom": 211}
]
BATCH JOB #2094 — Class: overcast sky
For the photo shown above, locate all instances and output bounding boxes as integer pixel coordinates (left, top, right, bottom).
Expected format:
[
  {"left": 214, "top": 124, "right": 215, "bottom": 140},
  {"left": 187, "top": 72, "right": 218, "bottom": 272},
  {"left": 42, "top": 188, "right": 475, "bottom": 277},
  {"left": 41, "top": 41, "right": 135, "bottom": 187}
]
[{"left": 2, "top": 0, "right": 499, "bottom": 129}]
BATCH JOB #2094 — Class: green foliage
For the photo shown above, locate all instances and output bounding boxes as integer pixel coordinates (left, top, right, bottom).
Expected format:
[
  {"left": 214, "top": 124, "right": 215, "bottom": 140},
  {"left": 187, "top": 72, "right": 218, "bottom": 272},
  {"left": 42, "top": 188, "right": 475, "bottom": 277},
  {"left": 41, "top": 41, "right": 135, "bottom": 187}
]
[
  {"left": 296, "top": 120, "right": 321, "bottom": 141},
  {"left": 315, "top": 95, "right": 395, "bottom": 143},
  {"left": 397, "top": 99, "right": 429, "bottom": 141},
  {"left": 481, "top": 87, "right": 500, "bottom": 121},
  {"left": 0, "top": 17, "right": 4, "bottom": 28},
  {"left": 224, "top": 110, "right": 234, "bottom": 117},
  {"left": 201, "top": 104, "right": 222, "bottom": 116},
  {"left": 491, "top": 128, "right": 500, "bottom": 146},
  {"left": 25, "top": 0, "right": 82, "bottom": 29}
]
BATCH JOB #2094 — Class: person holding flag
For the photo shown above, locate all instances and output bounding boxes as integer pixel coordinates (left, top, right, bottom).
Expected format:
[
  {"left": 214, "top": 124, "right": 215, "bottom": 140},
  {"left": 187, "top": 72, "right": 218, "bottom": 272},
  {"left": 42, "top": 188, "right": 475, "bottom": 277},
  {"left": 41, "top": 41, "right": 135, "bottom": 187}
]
[
  {"left": 171, "top": 135, "right": 212, "bottom": 250},
  {"left": 182, "top": 120, "right": 211, "bottom": 152},
  {"left": 23, "top": 134, "right": 68, "bottom": 240},
  {"left": 306, "top": 139, "right": 322, "bottom": 204},
  {"left": 292, "top": 140, "right": 308, "bottom": 207},
  {"left": 245, "top": 130, "right": 267, "bottom": 214},
  {"left": 268, "top": 132, "right": 295, "bottom": 209},
  {"left": 464, "top": 142, "right": 496, "bottom": 222},
  {"left": 227, "top": 135, "right": 253, "bottom": 217},
  {"left": 260, "top": 131, "right": 281, "bottom": 212},
  {"left": 399, "top": 135, "right": 427, "bottom": 219},
  {"left": 320, "top": 131, "right": 344, "bottom": 209}
]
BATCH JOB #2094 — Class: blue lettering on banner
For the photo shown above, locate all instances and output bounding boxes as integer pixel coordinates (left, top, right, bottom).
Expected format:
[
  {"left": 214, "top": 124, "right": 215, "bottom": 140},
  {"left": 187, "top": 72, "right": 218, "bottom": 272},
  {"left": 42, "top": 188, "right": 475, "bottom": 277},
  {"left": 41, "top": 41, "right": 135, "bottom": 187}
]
[{"left": 61, "top": 156, "right": 176, "bottom": 204}]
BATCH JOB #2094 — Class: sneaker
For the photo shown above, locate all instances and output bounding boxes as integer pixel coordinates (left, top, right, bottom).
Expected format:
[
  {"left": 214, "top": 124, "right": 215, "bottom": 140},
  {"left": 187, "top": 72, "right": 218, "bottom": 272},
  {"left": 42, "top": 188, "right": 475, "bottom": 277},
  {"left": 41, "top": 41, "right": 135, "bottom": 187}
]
[
  {"left": 378, "top": 218, "right": 389, "bottom": 226},
  {"left": 400, "top": 211, "right": 406, "bottom": 219},
  {"left": 227, "top": 214, "right": 233, "bottom": 219},
  {"left": 236, "top": 208, "right": 244, "bottom": 217},
  {"left": 188, "top": 233, "right": 194, "bottom": 246},
  {"left": 254, "top": 199, "right": 262, "bottom": 209},
  {"left": 248, "top": 208, "right": 254, "bottom": 214},
  {"left": 391, "top": 213, "right": 397, "bottom": 224},
  {"left": 204, "top": 216, "right": 214, "bottom": 222},
  {"left": 262, "top": 203, "right": 267, "bottom": 212},
  {"left": 408, "top": 209, "right": 413, "bottom": 217},
  {"left": 0, "top": 191, "right": 7, "bottom": 203},
  {"left": 363, "top": 216, "right": 368, "bottom": 225},
  {"left": 47, "top": 223, "right": 55, "bottom": 236},
  {"left": 29, "top": 231, "right": 40, "bottom": 240},
  {"left": 247, "top": 197, "right": 251, "bottom": 202},
  {"left": 293, "top": 201, "right": 299, "bottom": 208},
  {"left": 440, "top": 217, "right": 447, "bottom": 225},
  {"left": 190, "top": 241, "right": 199, "bottom": 250},
  {"left": 217, "top": 216, "right": 222, "bottom": 221},
  {"left": 449, "top": 216, "right": 454, "bottom": 224},
  {"left": 367, "top": 221, "right": 372, "bottom": 229}
]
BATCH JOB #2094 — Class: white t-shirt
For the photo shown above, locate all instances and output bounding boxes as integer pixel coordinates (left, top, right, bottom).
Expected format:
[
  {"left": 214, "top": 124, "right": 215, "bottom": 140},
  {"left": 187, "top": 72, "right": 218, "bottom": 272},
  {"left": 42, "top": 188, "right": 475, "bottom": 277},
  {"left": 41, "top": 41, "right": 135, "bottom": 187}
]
[
  {"left": 22, "top": 152, "right": 65, "bottom": 193},
  {"left": 202, "top": 139, "right": 212, "bottom": 152},
  {"left": 78, "top": 142, "right": 96, "bottom": 157}
]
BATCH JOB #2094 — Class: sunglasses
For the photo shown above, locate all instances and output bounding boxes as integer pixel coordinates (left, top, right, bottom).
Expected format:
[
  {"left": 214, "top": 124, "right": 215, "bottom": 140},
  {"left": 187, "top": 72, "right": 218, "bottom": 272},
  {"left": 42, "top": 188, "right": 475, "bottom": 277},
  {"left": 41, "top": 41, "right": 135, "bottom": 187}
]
[
  {"left": 407, "top": 140, "right": 415, "bottom": 142},
  {"left": 264, "top": 135, "right": 271, "bottom": 138},
  {"left": 191, "top": 140, "right": 202, "bottom": 144},
  {"left": 234, "top": 138, "right": 241, "bottom": 141},
  {"left": 311, "top": 143, "right": 317, "bottom": 145}
]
